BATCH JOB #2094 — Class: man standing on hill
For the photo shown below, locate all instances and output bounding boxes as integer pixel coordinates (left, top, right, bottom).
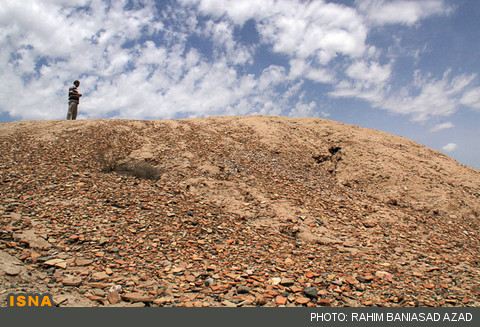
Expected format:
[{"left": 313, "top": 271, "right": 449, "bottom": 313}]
[{"left": 67, "top": 80, "right": 82, "bottom": 120}]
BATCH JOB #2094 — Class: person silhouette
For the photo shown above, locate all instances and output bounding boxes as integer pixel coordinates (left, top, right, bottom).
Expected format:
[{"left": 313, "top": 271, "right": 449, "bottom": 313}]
[{"left": 67, "top": 80, "right": 82, "bottom": 120}]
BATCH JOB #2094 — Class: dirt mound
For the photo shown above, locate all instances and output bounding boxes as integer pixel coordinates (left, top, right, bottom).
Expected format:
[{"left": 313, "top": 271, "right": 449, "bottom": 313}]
[{"left": 1, "top": 116, "right": 479, "bottom": 307}]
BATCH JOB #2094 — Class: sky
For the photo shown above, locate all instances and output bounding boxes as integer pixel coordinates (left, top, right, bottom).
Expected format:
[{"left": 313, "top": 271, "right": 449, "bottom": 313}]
[{"left": 0, "top": 0, "right": 479, "bottom": 169}]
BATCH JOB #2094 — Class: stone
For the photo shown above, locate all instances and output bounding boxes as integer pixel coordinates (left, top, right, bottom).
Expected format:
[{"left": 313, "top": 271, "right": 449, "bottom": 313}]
[
  {"left": 53, "top": 296, "right": 69, "bottom": 306},
  {"left": 290, "top": 286, "right": 302, "bottom": 293},
  {"left": 345, "top": 277, "right": 356, "bottom": 285},
  {"left": 205, "top": 278, "right": 214, "bottom": 287},
  {"left": 44, "top": 259, "right": 67, "bottom": 269},
  {"left": 14, "top": 230, "right": 52, "bottom": 250},
  {"left": 62, "top": 275, "right": 83, "bottom": 286},
  {"left": 86, "top": 292, "right": 105, "bottom": 303},
  {"left": 237, "top": 286, "right": 252, "bottom": 294},
  {"left": 255, "top": 296, "right": 267, "bottom": 306},
  {"left": 375, "top": 271, "right": 393, "bottom": 282},
  {"left": 92, "top": 289, "right": 106, "bottom": 297},
  {"left": 280, "top": 278, "right": 295, "bottom": 286},
  {"left": 275, "top": 296, "right": 288, "bottom": 306},
  {"left": 271, "top": 277, "right": 281, "bottom": 286},
  {"left": 109, "top": 285, "right": 123, "bottom": 294},
  {"left": 108, "top": 291, "right": 121, "bottom": 305},
  {"left": 153, "top": 296, "right": 175, "bottom": 305},
  {"left": 303, "top": 287, "right": 318, "bottom": 300},
  {"left": 122, "top": 292, "right": 153, "bottom": 303},
  {"left": 88, "top": 282, "right": 111, "bottom": 289},
  {"left": 363, "top": 300, "right": 374, "bottom": 306},
  {"left": 471, "top": 284, "right": 480, "bottom": 295},
  {"left": 317, "top": 298, "right": 331, "bottom": 306},
  {"left": 91, "top": 272, "right": 109, "bottom": 281},
  {"left": 29, "top": 251, "right": 42, "bottom": 262},
  {"left": 318, "top": 290, "right": 328, "bottom": 296},
  {"left": 363, "top": 274, "right": 375, "bottom": 282},
  {"left": 44, "top": 258, "right": 65, "bottom": 266},
  {"left": 221, "top": 300, "right": 237, "bottom": 307},
  {"left": 295, "top": 297, "right": 310, "bottom": 305},
  {"left": 75, "top": 258, "right": 93, "bottom": 266},
  {"left": 5, "top": 266, "right": 21, "bottom": 276}
]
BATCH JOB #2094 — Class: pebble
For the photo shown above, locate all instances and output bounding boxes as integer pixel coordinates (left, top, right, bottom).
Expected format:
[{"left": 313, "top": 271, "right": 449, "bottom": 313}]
[
  {"left": 62, "top": 275, "right": 83, "bottom": 287},
  {"left": 303, "top": 287, "right": 318, "bottom": 300},
  {"left": 109, "top": 285, "right": 123, "bottom": 293},
  {"left": 363, "top": 274, "right": 375, "bottom": 282},
  {"left": 285, "top": 258, "right": 294, "bottom": 265},
  {"left": 205, "top": 278, "right": 214, "bottom": 287},
  {"left": 375, "top": 271, "right": 393, "bottom": 282},
  {"left": 345, "top": 277, "right": 356, "bottom": 285},
  {"left": 317, "top": 298, "right": 331, "bottom": 306},
  {"left": 91, "top": 272, "right": 109, "bottom": 281},
  {"left": 237, "top": 286, "right": 252, "bottom": 294},
  {"left": 75, "top": 258, "right": 93, "bottom": 266},
  {"left": 295, "top": 297, "right": 310, "bottom": 305},
  {"left": 107, "top": 291, "right": 121, "bottom": 305},
  {"left": 280, "top": 278, "right": 295, "bottom": 286},
  {"left": 122, "top": 292, "right": 153, "bottom": 303},
  {"left": 275, "top": 296, "right": 288, "bottom": 306},
  {"left": 5, "top": 266, "right": 21, "bottom": 276},
  {"left": 221, "top": 300, "right": 237, "bottom": 307},
  {"left": 44, "top": 259, "right": 67, "bottom": 269},
  {"left": 271, "top": 277, "right": 281, "bottom": 286},
  {"left": 255, "top": 296, "right": 267, "bottom": 306}
]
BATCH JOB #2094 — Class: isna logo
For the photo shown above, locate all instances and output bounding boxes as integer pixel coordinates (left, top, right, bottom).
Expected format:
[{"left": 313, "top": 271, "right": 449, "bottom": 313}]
[{"left": 7, "top": 293, "right": 54, "bottom": 307}]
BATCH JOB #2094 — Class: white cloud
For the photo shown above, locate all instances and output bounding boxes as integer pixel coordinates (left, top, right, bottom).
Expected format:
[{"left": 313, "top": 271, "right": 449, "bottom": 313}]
[
  {"left": 429, "top": 122, "right": 454, "bottom": 132},
  {"left": 357, "top": 0, "right": 452, "bottom": 26},
  {"left": 306, "top": 68, "right": 336, "bottom": 84},
  {"left": 460, "top": 87, "right": 480, "bottom": 111},
  {"left": 0, "top": 0, "right": 320, "bottom": 121},
  {"left": 0, "top": 0, "right": 479, "bottom": 127},
  {"left": 329, "top": 60, "right": 391, "bottom": 104},
  {"left": 332, "top": 67, "right": 477, "bottom": 122},
  {"left": 192, "top": 0, "right": 273, "bottom": 26},
  {"left": 346, "top": 61, "right": 391, "bottom": 87},
  {"left": 0, "top": 0, "right": 164, "bottom": 119},
  {"left": 442, "top": 143, "right": 458, "bottom": 152},
  {"left": 203, "top": 20, "right": 253, "bottom": 65},
  {"left": 191, "top": 0, "right": 368, "bottom": 73},
  {"left": 381, "top": 71, "right": 476, "bottom": 121}
]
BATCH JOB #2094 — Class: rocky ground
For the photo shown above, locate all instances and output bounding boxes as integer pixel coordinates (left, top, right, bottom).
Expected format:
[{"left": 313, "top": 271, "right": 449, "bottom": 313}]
[{"left": 0, "top": 116, "right": 479, "bottom": 307}]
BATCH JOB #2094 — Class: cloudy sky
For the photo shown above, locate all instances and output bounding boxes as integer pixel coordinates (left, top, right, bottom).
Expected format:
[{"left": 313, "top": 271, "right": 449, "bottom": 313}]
[{"left": 1, "top": 0, "right": 479, "bottom": 169}]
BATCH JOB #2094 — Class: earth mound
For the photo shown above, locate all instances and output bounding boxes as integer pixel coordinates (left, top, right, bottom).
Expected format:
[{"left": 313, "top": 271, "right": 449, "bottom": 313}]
[{"left": 1, "top": 116, "right": 479, "bottom": 307}]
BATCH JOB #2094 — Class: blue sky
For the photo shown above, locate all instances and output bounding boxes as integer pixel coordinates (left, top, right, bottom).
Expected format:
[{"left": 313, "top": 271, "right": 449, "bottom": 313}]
[{"left": 1, "top": 0, "right": 479, "bottom": 169}]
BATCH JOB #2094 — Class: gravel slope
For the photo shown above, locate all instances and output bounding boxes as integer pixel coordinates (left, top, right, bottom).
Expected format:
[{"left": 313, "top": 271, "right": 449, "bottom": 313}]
[{"left": 1, "top": 116, "right": 479, "bottom": 307}]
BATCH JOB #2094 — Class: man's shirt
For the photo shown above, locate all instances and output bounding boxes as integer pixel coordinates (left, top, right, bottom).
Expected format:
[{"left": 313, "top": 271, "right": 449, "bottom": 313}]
[{"left": 69, "top": 86, "right": 80, "bottom": 103}]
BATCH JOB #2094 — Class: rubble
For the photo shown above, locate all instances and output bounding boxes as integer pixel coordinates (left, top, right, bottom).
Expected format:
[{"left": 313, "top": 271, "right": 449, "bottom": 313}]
[{"left": 0, "top": 116, "right": 479, "bottom": 307}]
